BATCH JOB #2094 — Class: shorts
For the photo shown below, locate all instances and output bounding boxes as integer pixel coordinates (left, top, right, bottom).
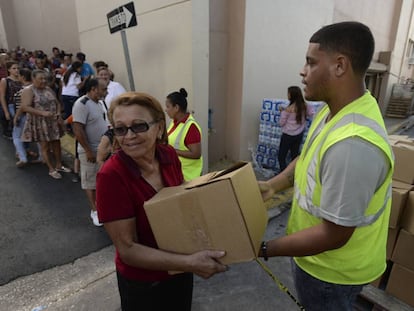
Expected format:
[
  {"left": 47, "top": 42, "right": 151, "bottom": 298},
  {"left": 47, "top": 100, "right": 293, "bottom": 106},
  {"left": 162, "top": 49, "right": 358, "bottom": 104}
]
[{"left": 79, "top": 152, "right": 99, "bottom": 190}]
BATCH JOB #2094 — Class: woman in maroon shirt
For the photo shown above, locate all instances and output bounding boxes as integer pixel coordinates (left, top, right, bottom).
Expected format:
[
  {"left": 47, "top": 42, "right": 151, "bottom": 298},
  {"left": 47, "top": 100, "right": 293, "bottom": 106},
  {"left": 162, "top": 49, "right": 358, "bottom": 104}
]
[{"left": 96, "top": 92, "right": 226, "bottom": 310}]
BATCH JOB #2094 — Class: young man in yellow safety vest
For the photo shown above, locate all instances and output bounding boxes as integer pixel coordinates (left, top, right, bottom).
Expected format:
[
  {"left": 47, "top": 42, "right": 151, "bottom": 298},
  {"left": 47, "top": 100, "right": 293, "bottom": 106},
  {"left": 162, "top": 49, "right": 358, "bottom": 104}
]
[{"left": 259, "top": 21, "right": 394, "bottom": 310}]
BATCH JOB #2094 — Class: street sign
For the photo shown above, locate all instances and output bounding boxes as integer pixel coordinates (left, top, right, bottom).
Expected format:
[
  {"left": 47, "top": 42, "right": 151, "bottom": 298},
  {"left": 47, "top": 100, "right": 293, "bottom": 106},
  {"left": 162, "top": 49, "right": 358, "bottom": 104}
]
[{"left": 107, "top": 2, "right": 137, "bottom": 34}]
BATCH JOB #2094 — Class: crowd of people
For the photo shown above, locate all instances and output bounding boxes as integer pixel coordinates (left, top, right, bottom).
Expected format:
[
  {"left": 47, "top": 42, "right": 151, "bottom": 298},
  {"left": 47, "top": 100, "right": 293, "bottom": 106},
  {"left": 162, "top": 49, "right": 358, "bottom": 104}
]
[{"left": 0, "top": 46, "right": 204, "bottom": 227}]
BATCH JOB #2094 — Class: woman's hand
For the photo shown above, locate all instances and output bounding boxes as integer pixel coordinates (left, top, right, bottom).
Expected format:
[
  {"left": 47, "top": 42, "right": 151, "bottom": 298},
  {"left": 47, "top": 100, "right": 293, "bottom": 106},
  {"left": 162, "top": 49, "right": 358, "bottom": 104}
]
[
  {"left": 258, "top": 180, "right": 275, "bottom": 202},
  {"left": 42, "top": 110, "right": 54, "bottom": 118},
  {"left": 187, "top": 250, "right": 227, "bottom": 279}
]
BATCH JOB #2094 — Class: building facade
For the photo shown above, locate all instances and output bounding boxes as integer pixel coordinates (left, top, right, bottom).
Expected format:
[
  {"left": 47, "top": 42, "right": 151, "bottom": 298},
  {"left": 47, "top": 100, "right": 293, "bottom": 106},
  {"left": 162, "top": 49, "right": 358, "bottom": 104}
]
[{"left": 1, "top": 0, "right": 414, "bottom": 168}]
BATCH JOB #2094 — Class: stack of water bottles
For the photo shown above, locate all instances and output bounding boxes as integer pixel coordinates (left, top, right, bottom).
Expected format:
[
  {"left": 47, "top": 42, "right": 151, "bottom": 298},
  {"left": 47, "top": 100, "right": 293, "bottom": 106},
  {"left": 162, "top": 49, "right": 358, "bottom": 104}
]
[{"left": 255, "top": 98, "right": 322, "bottom": 174}]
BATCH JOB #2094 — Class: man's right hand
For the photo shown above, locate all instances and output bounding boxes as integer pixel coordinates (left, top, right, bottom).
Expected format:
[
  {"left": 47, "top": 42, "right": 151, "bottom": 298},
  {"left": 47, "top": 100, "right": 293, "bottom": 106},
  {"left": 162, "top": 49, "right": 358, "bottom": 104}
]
[
  {"left": 258, "top": 180, "right": 275, "bottom": 202},
  {"left": 86, "top": 150, "right": 96, "bottom": 163}
]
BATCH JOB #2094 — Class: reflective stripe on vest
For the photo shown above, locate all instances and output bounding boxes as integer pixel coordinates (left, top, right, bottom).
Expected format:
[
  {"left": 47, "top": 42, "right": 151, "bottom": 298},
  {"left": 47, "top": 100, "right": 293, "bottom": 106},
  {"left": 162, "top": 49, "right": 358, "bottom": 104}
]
[
  {"left": 295, "top": 112, "right": 392, "bottom": 226},
  {"left": 288, "top": 91, "right": 395, "bottom": 284}
]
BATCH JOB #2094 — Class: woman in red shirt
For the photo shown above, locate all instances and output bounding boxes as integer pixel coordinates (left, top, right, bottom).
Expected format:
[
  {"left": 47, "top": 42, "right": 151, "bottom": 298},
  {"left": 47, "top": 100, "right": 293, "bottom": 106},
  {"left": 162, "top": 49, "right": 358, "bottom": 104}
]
[{"left": 96, "top": 92, "right": 226, "bottom": 310}]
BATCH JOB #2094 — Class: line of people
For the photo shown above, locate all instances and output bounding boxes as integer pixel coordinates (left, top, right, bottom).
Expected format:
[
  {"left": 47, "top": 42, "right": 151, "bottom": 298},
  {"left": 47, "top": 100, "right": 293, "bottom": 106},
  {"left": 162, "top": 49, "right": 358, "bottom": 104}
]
[{"left": 1, "top": 46, "right": 205, "bottom": 231}]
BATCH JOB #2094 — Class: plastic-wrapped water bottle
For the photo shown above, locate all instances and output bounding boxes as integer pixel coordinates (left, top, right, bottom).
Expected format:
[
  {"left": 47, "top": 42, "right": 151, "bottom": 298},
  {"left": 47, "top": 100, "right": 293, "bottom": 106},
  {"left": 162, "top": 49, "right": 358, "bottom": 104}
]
[{"left": 31, "top": 306, "right": 46, "bottom": 311}]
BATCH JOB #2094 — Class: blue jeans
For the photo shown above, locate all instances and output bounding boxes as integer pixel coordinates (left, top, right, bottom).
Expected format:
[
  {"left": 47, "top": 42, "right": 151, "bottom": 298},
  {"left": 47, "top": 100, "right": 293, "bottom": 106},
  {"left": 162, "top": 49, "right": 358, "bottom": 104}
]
[
  {"left": 61, "top": 95, "right": 78, "bottom": 119},
  {"left": 13, "top": 114, "right": 28, "bottom": 162},
  {"left": 278, "top": 132, "right": 303, "bottom": 172},
  {"left": 292, "top": 259, "right": 364, "bottom": 311}
]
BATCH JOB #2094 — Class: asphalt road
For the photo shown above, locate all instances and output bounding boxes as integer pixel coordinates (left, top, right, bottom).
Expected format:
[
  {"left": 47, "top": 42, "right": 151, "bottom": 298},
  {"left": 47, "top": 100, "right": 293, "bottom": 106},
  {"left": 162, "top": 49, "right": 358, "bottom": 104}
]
[{"left": 0, "top": 137, "right": 112, "bottom": 285}]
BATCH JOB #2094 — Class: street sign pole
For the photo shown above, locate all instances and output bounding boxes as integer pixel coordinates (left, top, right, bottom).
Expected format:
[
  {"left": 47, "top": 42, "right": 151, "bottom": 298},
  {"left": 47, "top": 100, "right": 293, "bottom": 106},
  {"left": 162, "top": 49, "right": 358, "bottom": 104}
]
[
  {"left": 121, "top": 29, "right": 135, "bottom": 91},
  {"left": 107, "top": 2, "right": 138, "bottom": 91}
]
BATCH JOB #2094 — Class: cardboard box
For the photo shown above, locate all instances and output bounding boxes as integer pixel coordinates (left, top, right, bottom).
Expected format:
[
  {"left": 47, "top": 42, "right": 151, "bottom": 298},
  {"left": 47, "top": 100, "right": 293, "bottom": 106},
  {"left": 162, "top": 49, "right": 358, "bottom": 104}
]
[
  {"left": 144, "top": 162, "right": 268, "bottom": 265},
  {"left": 389, "top": 181, "right": 413, "bottom": 228},
  {"left": 391, "top": 229, "right": 414, "bottom": 271},
  {"left": 387, "top": 227, "right": 399, "bottom": 260},
  {"left": 392, "top": 142, "right": 414, "bottom": 184},
  {"left": 402, "top": 192, "right": 414, "bottom": 234},
  {"left": 386, "top": 264, "right": 414, "bottom": 307}
]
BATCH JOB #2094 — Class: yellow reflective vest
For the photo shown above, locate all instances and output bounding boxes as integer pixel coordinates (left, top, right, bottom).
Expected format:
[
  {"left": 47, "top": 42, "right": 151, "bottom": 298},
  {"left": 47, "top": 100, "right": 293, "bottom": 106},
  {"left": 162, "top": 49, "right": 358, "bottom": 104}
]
[
  {"left": 287, "top": 91, "right": 394, "bottom": 284},
  {"left": 167, "top": 114, "right": 203, "bottom": 181}
]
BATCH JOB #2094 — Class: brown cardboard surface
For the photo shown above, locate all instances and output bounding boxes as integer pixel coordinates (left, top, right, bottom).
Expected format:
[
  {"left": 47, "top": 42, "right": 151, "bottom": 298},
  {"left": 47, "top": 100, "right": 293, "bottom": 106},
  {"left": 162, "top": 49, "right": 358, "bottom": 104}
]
[
  {"left": 392, "top": 143, "right": 414, "bottom": 184},
  {"left": 402, "top": 192, "right": 414, "bottom": 234},
  {"left": 386, "top": 264, "right": 414, "bottom": 307},
  {"left": 392, "top": 180, "right": 414, "bottom": 191},
  {"left": 387, "top": 227, "right": 399, "bottom": 261},
  {"left": 144, "top": 162, "right": 268, "bottom": 265},
  {"left": 391, "top": 229, "right": 414, "bottom": 271},
  {"left": 390, "top": 187, "right": 409, "bottom": 228}
]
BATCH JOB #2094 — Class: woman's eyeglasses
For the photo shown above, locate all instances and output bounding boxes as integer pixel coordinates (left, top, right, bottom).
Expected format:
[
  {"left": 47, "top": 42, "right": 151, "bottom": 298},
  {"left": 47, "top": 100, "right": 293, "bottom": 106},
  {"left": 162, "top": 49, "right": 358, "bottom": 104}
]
[{"left": 113, "top": 120, "right": 158, "bottom": 136}]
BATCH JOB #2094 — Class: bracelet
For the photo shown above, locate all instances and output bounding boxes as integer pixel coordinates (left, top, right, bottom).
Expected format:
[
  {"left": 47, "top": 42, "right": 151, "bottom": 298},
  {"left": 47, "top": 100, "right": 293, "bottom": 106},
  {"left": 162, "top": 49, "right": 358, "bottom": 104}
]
[{"left": 260, "top": 241, "right": 268, "bottom": 261}]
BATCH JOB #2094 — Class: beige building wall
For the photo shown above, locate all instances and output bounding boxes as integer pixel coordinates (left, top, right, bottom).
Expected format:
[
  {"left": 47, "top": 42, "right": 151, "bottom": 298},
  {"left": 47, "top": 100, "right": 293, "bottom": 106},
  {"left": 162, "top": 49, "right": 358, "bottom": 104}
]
[
  {"left": 210, "top": 0, "right": 414, "bottom": 163},
  {"left": 4, "top": 0, "right": 80, "bottom": 54},
  {"left": 75, "top": 0, "right": 210, "bottom": 170},
  {"left": 231, "top": 0, "right": 334, "bottom": 161},
  {"left": 0, "top": 0, "right": 18, "bottom": 50}
]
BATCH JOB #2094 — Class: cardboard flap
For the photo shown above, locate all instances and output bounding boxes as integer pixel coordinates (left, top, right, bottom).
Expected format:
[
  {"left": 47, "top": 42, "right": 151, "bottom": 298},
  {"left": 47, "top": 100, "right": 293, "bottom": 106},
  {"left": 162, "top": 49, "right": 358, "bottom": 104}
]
[
  {"left": 392, "top": 180, "right": 414, "bottom": 191},
  {"left": 394, "top": 141, "right": 414, "bottom": 149},
  {"left": 184, "top": 162, "right": 248, "bottom": 189}
]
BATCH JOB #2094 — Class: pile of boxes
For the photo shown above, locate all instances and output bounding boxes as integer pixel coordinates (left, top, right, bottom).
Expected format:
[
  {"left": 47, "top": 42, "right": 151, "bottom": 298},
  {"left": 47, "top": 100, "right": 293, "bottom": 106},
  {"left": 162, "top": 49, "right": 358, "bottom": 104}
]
[
  {"left": 256, "top": 99, "right": 321, "bottom": 173},
  {"left": 377, "top": 135, "right": 414, "bottom": 307}
]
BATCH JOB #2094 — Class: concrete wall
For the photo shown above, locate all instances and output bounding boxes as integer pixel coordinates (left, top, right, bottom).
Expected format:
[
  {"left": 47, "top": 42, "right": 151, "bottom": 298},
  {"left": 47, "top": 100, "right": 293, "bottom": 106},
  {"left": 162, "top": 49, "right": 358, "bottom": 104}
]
[
  {"left": 6, "top": 0, "right": 80, "bottom": 54},
  {"left": 0, "top": 0, "right": 18, "bottom": 50},
  {"left": 217, "top": 0, "right": 412, "bottom": 162},
  {"left": 232, "top": 0, "right": 334, "bottom": 161},
  {"left": 75, "top": 0, "right": 193, "bottom": 99},
  {"left": 208, "top": 0, "right": 228, "bottom": 163},
  {"left": 75, "top": 0, "right": 211, "bottom": 169}
]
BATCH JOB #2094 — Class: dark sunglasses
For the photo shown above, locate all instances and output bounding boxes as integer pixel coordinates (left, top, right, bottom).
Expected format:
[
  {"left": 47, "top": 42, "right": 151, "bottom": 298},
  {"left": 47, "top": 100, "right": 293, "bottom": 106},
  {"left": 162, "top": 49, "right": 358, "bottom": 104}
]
[{"left": 113, "top": 120, "right": 159, "bottom": 136}]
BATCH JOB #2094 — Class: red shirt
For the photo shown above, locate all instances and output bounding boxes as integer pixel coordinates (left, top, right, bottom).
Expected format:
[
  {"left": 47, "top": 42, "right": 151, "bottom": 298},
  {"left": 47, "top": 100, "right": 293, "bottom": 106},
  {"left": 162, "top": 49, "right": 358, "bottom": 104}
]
[
  {"left": 96, "top": 144, "right": 183, "bottom": 281},
  {"left": 167, "top": 113, "right": 201, "bottom": 146}
]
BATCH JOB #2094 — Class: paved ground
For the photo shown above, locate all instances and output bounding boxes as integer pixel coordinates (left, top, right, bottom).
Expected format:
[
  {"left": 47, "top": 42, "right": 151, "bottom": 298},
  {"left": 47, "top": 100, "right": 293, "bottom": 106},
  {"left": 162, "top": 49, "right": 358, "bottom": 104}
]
[
  {"left": 1, "top": 116, "right": 413, "bottom": 310},
  {"left": 0, "top": 136, "right": 112, "bottom": 286},
  {"left": 0, "top": 207, "right": 298, "bottom": 311}
]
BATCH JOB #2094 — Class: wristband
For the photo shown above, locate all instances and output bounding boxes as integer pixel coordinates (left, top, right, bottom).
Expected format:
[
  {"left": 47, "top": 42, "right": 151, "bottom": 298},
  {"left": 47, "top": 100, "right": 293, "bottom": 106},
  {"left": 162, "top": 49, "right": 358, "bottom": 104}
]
[{"left": 260, "top": 241, "right": 268, "bottom": 261}]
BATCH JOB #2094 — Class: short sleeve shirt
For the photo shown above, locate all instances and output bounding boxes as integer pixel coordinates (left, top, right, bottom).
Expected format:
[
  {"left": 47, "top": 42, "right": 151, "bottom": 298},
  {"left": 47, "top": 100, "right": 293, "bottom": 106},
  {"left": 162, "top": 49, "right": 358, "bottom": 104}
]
[
  {"left": 308, "top": 116, "right": 390, "bottom": 227},
  {"left": 72, "top": 96, "right": 108, "bottom": 153},
  {"left": 96, "top": 144, "right": 184, "bottom": 281},
  {"left": 167, "top": 114, "right": 201, "bottom": 147}
]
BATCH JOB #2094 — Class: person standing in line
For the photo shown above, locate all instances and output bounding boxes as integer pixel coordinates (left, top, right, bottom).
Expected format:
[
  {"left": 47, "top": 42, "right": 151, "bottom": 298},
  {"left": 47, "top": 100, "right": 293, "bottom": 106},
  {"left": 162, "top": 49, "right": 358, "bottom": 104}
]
[
  {"left": 96, "top": 92, "right": 227, "bottom": 310},
  {"left": 13, "top": 68, "right": 39, "bottom": 167},
  {"left": 20, "top": 69, "right": 71, "bottom": 179},
  {"left": 165, "top": 88, "right": 202, "bottom": 181},
  {"left": 277, "top": 86, "right": 313, "bottom": 171},
  {"left": 75, "top": 52, "right": 94, "bottom": 79},
  {"left": 61, "top": 61, "right": 85, "bottom": 121},
  {"left": 97, "top": 66, "right": 126, "bottom": 109},
  {"left": 72, "top": 78, "right": 108, "bottom": 226},
  {"left": 0, "top": 61, "right": 22, "bottom": 139},
  {"left": 0, "top": 53, "right": 8, "bottom": 80},
  {"left": 258, "top": 22, "right": 394, "bottom": 311}
]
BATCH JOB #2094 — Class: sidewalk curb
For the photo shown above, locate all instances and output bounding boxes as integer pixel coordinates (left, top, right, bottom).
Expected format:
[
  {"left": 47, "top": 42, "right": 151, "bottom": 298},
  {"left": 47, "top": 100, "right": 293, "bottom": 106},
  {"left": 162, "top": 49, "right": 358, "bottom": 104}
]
[{"left": 0, "top": 246, "right": 117, "bottom": 311}]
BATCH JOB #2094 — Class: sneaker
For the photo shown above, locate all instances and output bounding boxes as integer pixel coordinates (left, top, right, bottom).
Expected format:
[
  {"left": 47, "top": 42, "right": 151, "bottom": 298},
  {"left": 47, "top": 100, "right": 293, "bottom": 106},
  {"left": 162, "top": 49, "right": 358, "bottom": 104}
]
[
  {"left": 56, "top": 166, "right": 71, "bottom": 173},
  {"left": 90, "top": 210, "right": 103, "bottom": 227}
]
